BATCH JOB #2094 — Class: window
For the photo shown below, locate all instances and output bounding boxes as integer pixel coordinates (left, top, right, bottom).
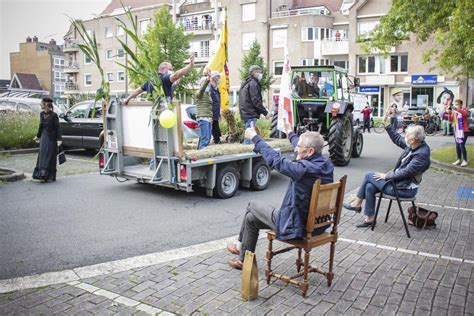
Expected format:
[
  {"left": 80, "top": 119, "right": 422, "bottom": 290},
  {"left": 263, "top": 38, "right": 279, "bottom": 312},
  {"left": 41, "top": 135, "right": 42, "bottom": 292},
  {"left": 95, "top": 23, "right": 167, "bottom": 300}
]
[
  {"left": 273, "top": 61, "right": 284, "bottom": 76},
  {"left": 291, "top": 71, "right": 334, "bottom": 98},
  {"left": 242, "top": 3, "right": 255, "bottom": 21},
  {"left": 116, "top": 48, "right": 125, "bottom": 59},
  {"left": 390, "top": 55, "right": 408, "bottom": 73},
  {"left": 84, "top": 74, "right": 92, "bottom": 86},
  {"left": 272, "top": 29, "right": 287, "bottom": 48},
  {"left": 84, "top": 54, "right": 92, "bottom": 64},
  {"left": 105, "top": 49, "right": 113, "bottom": 60},
  {"left": 53, "top": 58, "right": 64, "bottom": 68},
  {"left": 358, "top": 55, "right": 384, "bottom": 74},
  {"left": 139, "top": 19, "right": 151, "bottom": 35},
  {"left": 301, "top": 27, "right": 318, "bottom": 41},
  {"left": 117, "top": 71, "right": 125, "bottom": 82},
  {"left": 200, "top": 41, "right": 209, "bottom": 57},
  {"left": 334, "top": 60, "right": 348, "bottom": 69},
  {"left": 88, "top": 103, "right": 102, "bottom": 119},
  {"left": 67, "top": 102, "right": 90, "bottom": 118},
  {"left": 117, "top": 25, "right": 124, "bottom": 36},
  {"left": 242, "top": 32, "right": 256, "bottom": 51},
  {"left": 357, "top": 21, "right": 379, "bottom": 38},
  {"left": 105, "top": 26, "right": 113, "bottom": 38},
  {"left": 106, "top": 72, "right": 113, "bottom": 82}
]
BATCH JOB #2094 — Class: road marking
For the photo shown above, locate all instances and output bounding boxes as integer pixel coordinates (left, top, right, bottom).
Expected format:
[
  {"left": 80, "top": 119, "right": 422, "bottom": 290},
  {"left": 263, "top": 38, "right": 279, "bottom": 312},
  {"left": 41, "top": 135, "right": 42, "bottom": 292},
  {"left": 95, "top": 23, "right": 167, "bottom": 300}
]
[{"left": 417, "top": 202, "right": 474, "bottom": 212}]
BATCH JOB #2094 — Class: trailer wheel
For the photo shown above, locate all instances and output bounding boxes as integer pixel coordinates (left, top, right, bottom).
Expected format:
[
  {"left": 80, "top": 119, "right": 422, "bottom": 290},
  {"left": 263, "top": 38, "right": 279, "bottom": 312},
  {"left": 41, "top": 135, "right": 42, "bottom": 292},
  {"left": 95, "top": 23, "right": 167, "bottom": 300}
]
[
  {"left": 328, "top": 111, "right": 353, "bottom": 166},
  {"left": 215, "top": 166, "right": 240, "bottom": 199},
  {"left": 251, "top": 161, "right": 271, "bottom": 191},
  {"left": 351, "top": 130, "right": 363, "bottom": 158}
]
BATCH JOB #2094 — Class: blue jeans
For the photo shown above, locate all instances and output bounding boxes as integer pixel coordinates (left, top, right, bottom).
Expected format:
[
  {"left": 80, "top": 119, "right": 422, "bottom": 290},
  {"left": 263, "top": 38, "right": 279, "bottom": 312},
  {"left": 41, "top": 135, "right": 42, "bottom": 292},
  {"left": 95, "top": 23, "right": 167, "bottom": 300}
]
[
  {"left": 356, "top": 172, "right": 418, "bottom": 216},
  {"left": 455, "top": 134, "right": 468, "bottom": 161},
  {"left": 198, "top": 120, "right": 212, "bottom": 149},
  {"left": 243, "top": 118, "right": 257, "bottom": 144}
]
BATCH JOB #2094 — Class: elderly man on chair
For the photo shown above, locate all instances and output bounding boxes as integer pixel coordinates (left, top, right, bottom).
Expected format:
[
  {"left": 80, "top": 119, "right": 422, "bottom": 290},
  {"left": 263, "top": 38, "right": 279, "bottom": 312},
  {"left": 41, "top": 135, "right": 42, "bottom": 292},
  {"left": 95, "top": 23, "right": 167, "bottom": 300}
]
[{"left": 227, "top": 121, "right": 334, "bottom": 269}]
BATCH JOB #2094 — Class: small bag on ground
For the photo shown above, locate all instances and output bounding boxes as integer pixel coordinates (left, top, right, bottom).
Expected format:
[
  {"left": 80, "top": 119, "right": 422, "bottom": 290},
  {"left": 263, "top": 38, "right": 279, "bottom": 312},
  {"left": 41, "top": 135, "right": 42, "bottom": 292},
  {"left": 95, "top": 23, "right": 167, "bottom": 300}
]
[
  {"left": 408, "top": 206, "right": 438, "bottom": 229},
  {"left": 58, "top": 145, "right": 67, "bottom": 165},
  {"left": 241, "top": 250, "right": 258, "bottom": 301}
]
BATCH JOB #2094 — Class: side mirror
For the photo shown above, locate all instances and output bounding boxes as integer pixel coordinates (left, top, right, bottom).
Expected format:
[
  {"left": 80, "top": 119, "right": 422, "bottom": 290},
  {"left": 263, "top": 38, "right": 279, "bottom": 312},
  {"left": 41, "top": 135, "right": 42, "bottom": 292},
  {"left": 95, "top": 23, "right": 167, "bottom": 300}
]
[{"left": 354, "top": 78, "right": 360, "bottom": 87}]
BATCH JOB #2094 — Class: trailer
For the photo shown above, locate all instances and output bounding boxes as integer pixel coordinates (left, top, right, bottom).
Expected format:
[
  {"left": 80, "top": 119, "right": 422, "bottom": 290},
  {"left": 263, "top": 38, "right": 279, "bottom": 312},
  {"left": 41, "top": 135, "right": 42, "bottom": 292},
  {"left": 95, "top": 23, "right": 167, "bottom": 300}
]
[{"left": 99, "top": 98, "right": 293, "bottom": 198}]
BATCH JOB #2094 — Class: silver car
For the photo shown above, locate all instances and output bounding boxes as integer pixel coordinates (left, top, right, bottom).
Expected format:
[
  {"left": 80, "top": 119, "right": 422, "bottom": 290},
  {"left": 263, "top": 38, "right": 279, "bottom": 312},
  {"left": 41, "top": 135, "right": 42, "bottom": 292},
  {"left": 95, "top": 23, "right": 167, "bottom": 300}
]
[{"left": 181, "top": 103, "right": 200, "bottom": 140}]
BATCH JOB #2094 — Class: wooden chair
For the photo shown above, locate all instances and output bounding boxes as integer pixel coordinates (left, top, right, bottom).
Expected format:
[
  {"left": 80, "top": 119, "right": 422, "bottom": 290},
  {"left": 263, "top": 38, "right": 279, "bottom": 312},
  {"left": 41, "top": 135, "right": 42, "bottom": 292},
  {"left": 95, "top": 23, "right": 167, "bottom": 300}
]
[
  {"left": 372, "top": 180, "right": 414, "bottom": 238},
  {"left": 265, "top": 176, "right": 347, "bottom": 298}
]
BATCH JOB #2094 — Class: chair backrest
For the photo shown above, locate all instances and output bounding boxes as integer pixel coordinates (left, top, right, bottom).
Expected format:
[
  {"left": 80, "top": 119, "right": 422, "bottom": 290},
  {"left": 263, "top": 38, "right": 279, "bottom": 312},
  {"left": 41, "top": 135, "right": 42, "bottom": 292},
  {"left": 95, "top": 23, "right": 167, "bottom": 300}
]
[{"left": 306, "top": 175, "right": 347, "bottom": 238}]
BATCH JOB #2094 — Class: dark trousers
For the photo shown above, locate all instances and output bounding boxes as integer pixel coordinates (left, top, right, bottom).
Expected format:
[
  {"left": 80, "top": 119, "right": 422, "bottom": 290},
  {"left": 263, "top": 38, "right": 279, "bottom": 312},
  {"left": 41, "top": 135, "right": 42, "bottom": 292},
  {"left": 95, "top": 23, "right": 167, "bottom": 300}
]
[
  {"left": 390, "top": 117, "right": 397, "bottom": 129},
  {"left": 212, "top": 119, "right": 221, "bottom": 144},
  {"left": 238, "top": 201, "right": 278, "bottom": 262},
  {"left": 363, "top": 119, "right": 371, "bottom": 133},
  {"left": 456, "top": 134, "right": 469, "bottom": 161}
]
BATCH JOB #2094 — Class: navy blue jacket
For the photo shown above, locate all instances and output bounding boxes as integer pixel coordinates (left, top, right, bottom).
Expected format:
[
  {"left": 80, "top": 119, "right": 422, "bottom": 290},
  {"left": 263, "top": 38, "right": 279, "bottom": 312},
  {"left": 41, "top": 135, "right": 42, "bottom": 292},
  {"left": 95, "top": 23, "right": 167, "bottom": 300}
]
[
  {"left": 210, "top": 84, "right": 221, "bottom": 120},
  {"left": 252, "top": 133, "right": 334, "bottom": 240},
  {"left": 385, "top": 125, "right": 431, "bottom": 189}
]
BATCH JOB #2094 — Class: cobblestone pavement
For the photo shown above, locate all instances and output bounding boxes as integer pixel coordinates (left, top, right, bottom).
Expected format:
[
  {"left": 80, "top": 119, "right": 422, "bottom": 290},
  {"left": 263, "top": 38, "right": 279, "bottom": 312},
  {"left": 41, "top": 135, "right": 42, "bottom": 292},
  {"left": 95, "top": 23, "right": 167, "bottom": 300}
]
[{"left": 1, "top": 169, "right": 473, "bottom": 315}]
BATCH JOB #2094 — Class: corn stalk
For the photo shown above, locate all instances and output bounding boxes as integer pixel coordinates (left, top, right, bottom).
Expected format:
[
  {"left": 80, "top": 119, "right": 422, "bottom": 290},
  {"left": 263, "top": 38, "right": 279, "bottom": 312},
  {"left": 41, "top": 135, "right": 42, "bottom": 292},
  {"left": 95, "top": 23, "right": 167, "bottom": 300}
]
[{"left": 114, "top": 4, "right": 168, "bottom": 122}]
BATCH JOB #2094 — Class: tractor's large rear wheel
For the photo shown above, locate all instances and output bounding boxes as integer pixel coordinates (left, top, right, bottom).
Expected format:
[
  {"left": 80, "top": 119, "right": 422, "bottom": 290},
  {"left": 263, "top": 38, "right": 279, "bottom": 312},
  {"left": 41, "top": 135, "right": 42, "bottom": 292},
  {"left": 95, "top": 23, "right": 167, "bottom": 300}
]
[{"left": 328, "top": 111, "right": 353, "bottom": 166}]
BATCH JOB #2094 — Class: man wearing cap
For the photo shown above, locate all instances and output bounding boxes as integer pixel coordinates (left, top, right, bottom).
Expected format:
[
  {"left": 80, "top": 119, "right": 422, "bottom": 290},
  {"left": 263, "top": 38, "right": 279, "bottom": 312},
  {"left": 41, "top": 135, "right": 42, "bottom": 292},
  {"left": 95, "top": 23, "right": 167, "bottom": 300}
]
[
  {"left": 123, "top": 54, "right": 195, "bottom": 104},
  {"left": 209, "top": 71, "right": 222, "bottom": 144},
  {"left": 239, "top": 65, "right": 268, "bottom": 144}
]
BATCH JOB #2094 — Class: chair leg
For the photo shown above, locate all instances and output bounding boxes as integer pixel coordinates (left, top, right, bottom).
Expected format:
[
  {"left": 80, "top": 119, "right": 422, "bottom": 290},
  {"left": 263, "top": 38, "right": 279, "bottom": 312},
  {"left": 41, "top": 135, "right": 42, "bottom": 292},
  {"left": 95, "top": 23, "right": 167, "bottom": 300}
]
[
  {"left": 385, "top": 200, "right": 393, "bottom": 223},
  {"left": 396, "top": 198, "right": 411, "bottom": 238},
  {"left": 327, "top": 242, "right": 335, "bottom": 287},
  {"left": 265, "top": 236, "right": 273, "bottom": 285},
  {"left": 296, "top": 248, "right": 302, "bottom": 273},
  {"left": 300, "top": 250, "right": 310, "bottom": 298},
  {"left": 372, "top": 195, "right": 384, "bottom": 231}
]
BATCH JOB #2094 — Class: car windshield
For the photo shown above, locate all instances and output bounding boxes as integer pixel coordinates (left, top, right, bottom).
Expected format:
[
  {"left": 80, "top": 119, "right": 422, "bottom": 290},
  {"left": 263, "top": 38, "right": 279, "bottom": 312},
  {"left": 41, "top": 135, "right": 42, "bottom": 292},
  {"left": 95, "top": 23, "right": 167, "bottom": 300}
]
[{"left": 291, "top": 71, "right": 334, "bottom": 99}]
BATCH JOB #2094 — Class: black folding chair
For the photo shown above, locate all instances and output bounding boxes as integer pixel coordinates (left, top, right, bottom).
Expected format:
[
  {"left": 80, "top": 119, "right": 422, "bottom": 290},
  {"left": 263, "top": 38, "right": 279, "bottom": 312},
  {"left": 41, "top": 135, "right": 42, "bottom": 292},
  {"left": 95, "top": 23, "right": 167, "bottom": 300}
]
[{"left": 372, "top": 180, "right": 414, "bottom": 238}]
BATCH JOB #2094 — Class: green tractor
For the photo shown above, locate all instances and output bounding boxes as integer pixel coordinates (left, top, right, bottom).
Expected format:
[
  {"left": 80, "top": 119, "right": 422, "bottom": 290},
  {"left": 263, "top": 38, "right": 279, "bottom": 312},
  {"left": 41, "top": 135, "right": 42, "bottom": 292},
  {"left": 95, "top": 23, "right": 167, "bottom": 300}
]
[{"left": 270, "top": 65, "right": 363, "bottom": 166}]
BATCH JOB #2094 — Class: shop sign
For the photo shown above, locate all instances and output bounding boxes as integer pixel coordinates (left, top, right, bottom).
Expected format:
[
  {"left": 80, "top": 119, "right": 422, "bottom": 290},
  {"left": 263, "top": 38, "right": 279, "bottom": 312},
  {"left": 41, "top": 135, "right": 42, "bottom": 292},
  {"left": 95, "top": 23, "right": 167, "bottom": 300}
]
[
  {"left": 411, "top": 74, "right": 437, "bottom": 85},
  {"left": 359, "top": 86, "right": 380, "bottom": 93}
]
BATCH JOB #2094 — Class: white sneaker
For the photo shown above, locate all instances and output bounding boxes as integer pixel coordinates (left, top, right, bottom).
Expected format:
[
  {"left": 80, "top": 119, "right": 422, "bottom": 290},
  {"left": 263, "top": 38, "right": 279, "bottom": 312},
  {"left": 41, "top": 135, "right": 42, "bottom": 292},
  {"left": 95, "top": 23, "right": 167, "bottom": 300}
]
[
  {"left": 452, "top": 160, "right": 461, "bottom": 165},
  {"left": 461, "top": 160, "right": 468, "bottom": 167}
]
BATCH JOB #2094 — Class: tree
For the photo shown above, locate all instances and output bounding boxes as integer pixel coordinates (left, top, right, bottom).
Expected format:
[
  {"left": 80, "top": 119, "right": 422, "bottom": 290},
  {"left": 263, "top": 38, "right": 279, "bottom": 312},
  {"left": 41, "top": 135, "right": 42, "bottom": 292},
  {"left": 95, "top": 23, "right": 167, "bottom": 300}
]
[
  {"left": 365, "top": 0, "right": 474, "bottom": 78},
  {"left": 239, "top": 40, "right": 274, "bottom": 92}
]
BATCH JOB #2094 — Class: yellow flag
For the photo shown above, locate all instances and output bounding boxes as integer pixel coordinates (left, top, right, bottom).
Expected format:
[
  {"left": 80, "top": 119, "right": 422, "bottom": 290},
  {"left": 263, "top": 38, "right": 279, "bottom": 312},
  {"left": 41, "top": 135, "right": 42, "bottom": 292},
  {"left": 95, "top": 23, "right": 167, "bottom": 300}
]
[{"left": 206, "top": 10, "right": 229, "bottom": 111}]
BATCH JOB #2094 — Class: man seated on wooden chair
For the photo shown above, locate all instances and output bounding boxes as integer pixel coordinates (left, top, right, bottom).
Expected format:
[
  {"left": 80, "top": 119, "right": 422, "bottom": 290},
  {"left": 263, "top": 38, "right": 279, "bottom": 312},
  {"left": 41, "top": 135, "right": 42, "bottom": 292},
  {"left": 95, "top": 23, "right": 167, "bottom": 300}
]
[
  {"left": 227, "top": 120, "right": 334, "bottom": 270},
  {"left": 343, "top": 122, "right": 430, "bottom": 228}
]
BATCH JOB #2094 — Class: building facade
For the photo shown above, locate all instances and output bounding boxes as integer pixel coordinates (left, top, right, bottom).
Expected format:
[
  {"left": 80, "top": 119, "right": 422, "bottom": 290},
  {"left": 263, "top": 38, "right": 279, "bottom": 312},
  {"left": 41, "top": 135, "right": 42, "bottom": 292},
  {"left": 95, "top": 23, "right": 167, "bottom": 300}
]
[
  {"left": 62, "top": 0, "right": 471, "bottom": 113},
  {"left": 10, "top": 36, "right": 65, "bottom": 98}
]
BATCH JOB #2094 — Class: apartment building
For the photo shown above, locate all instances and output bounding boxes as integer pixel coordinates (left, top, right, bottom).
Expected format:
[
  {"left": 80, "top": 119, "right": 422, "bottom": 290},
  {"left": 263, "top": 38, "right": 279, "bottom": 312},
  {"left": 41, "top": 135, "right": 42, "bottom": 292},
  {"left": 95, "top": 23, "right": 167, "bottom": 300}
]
[
  {"left": 63, "top": 0, "right": 171, "bottom": 98},
  {"left": 10, "top": 36, "right": 65, "bottom": 98}
]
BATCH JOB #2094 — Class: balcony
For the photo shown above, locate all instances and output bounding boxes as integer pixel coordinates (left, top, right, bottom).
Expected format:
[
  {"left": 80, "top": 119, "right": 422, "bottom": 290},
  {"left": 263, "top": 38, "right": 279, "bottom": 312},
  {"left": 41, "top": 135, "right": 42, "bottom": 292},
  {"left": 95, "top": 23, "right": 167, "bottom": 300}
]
[
  {"left": 180, "top": 17, "right": 214, "bottom": 35},
  {"left": 321, "top": 38, "right": 349, "bottom": 56},
  {"left": 64, "top": 82, "right": 79, "bottom": 93},
  {"left": 272, "top": 6, "right": 329, "bottom": 19},
  {"left": 64, "top": 61, "right": 79, "bottom": 73},
  {"left": 63, "top": 41, "right": 79, "bottom": 52}
]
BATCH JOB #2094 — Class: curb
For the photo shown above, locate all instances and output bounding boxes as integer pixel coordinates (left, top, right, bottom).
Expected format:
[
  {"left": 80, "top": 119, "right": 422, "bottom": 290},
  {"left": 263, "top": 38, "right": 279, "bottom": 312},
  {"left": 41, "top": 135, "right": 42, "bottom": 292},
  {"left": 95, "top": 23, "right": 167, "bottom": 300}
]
[
  {"left": 431, "top": 158, "right": 474, "bottom": 175},
  {"left": 0, "top": 148, "right": 38, "bottom": 155},
  {"left": 0, "top": 167, "right": 25, "bottom": 182}
]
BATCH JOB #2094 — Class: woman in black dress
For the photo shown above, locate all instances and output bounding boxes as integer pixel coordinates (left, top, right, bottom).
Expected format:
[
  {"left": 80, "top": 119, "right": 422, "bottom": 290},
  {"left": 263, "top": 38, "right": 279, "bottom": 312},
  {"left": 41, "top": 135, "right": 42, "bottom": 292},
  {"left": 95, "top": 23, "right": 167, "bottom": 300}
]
[{"left": 33, "top": 98, "right": 62, "bottom": 182}]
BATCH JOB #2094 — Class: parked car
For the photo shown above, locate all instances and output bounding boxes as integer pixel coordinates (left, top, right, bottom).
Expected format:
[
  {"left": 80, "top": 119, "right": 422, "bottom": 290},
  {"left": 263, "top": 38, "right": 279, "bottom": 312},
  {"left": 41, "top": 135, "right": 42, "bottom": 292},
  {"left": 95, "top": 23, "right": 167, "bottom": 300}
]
[
  {"left": 402, "top": 106, "right": 428, "bottom": 130},
  {"left": 59, "top": 101, "right": 200, "bottom": 150},
  {"left": 468, "top": 108, "right": 474, "bottom": 135},
  {"left": 0, "top": 97, "right": 63, "bottom": 114}
]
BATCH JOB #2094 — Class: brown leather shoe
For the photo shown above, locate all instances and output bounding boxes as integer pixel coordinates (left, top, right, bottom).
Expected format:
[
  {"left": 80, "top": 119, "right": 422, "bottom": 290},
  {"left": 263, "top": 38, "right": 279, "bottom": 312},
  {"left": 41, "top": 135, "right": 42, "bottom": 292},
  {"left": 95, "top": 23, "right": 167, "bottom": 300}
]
[
  {"left": 228, "top": 258, "right": 243, "bottom": 270},
  {"left": 227, "top": 243, "right": 240, "bottom": 255}
]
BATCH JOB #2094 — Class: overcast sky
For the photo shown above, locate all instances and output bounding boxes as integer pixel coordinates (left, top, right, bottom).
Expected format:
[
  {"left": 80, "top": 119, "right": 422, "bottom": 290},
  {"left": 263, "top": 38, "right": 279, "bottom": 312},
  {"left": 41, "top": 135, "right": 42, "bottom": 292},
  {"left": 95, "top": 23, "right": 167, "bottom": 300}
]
[{"left": 0, "top": 0, "right": 110, "bottom": 79}]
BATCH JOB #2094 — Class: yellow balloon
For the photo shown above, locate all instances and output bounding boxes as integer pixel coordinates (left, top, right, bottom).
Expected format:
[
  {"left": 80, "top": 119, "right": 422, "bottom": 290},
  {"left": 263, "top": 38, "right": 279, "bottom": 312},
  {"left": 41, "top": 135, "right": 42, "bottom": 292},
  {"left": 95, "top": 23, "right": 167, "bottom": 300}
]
[{"left": 159, "top": 109, "right": 176, "bottom": 128}]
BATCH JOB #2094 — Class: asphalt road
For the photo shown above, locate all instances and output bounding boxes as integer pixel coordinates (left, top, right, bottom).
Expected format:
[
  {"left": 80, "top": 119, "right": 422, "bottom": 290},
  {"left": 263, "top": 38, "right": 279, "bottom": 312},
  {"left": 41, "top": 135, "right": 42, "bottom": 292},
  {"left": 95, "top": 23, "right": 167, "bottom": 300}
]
[{"left": 0, "top": 133, "right": 459, "bottom": 279}]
